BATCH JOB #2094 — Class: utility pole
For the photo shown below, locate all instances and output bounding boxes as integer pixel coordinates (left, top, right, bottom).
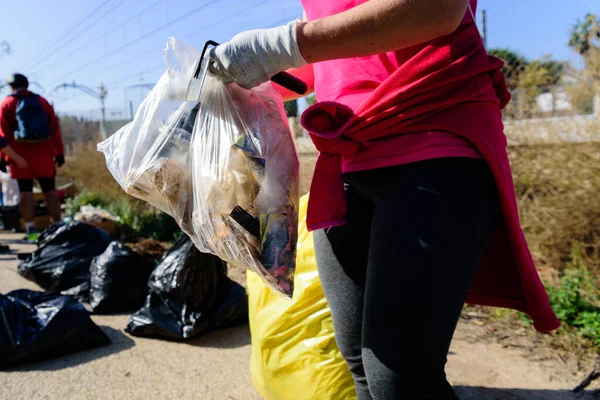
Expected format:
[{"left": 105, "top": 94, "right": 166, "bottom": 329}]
[
  {"left": 50, "top": 81, "right": 108, "bottom": 140},
  {"left": 481, "top": 9, "right": 488, "bottom": 48},
  {"left": 99, "top": 83, "right": 107, "bottom": 140}
]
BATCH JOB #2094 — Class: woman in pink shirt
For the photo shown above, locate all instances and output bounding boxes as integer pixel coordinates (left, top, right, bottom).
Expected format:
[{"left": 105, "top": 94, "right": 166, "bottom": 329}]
[{"left": 210, "top": 1, "right": 559, "bottom": 399}]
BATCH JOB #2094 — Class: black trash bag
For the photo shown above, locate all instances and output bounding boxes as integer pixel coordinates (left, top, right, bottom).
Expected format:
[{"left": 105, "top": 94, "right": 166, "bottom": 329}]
[
  {"left": 126, "top": 235, "right": 248, "bottom": 340},
  {"left": 89, "top": 242, "right": 154, "bottom": 314},
  {"left": 18, "top": 222, "right": 112, "bottom": 293},
  {"left": 60, "top": 281, "right": 90, "bottom": 304},
  {"left": 0, "top": 289, "right": 110, "bottom": 369}
]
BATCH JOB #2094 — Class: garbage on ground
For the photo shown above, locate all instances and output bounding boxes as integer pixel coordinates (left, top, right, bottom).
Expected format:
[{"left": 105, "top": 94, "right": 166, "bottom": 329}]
[
  {"left": 60, "top": 281, "right": 90, "bottom": 304},
  {"left": 18, "top": 222, "right": 112, "bottom": 293},
  {"left": 74, "top": 205, "right": 120, "bottom": 237},
  {"left": 247, "top": 195, "right": 356, "bottom": 400},
  {"left": 88, "top": 241, "right": 154, "bottom": 314},
  {"left": 99, "top": 38, "right": 299, "bottom": 298},
  {"left": 1, "top": 170, "right": 19, "bottom": 206},
  {"left": 126, "top": 238, "right": 170, "bottom": 262},
  {"left": 126, "top": 235, "right": 248, "bottom": 340},
  {"left": 0, "top": 289, "right": 110, "bottom": 369}
]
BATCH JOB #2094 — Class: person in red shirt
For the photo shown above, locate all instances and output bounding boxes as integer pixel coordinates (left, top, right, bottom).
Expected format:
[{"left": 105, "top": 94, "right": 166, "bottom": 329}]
[
  {"left": 209, "top": 1, "right": 558, "bottom": 399},
  {"left": 0, "top": 73, "right": 65, "bottom": 236}
]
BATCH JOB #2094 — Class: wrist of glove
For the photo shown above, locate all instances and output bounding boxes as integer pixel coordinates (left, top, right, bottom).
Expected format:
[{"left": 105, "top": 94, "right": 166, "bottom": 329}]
[
  {"left": 55, "top": 155, "right": 65, "bottom": 168},
  {"left": 210, "top": 20, "right": 307, "bottom": 89}
]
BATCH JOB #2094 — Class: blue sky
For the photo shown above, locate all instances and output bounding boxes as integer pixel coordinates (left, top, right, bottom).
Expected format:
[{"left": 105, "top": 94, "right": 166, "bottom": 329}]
[{"left": 0, "top": 0, "right": 598, "bottom": 117}]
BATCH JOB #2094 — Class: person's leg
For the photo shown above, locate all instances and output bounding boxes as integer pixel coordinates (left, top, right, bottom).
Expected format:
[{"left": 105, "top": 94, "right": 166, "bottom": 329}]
[
  {"left": 38, "top": 177, "right": 61, "bottom": 222},
  {"left": 17, "top": 179, "right": 35, "bottom": 230},
  {"left": 354, "top": 158, "right": 499, "bottom": 400},
  {"left": 313, "top": 183, "right": 375, "bottom": 400}
]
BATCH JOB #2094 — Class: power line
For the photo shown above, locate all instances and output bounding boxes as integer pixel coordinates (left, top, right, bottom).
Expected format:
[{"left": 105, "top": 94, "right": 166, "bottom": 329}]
[
  {"left": 107, "top": 64, "right": 164, "bottom": 88},
  {"left": 19, "top": 0, "right": 113, "bottom": 71},
  {"left": 30, "top": 0, "right": 163, "bottom": 77},
  {"left": 83, "top": 0, "right": 273, "bottom": 83},
  {"left": 29, "top": 0, "right": 131, "bottom": 73},
  {"left": 48, "top": 0, "right": 221, "bottom": 88},
  {"left": 105, "top": 11, "right": 293, "bottom": 90}
]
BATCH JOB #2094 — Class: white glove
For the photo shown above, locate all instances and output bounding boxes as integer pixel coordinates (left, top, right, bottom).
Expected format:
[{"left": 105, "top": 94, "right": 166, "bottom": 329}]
[{"left": 210, "top": 20, "right": 307, "bottom": 89}]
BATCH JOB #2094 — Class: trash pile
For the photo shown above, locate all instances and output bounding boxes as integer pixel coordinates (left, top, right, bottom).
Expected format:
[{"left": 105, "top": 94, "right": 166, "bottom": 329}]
[
  {"left": 18, "top": 222, "right": 112, "bottom": 293},
  {"left": 0, "top": 289, "right": 110, "bottom": 369},
  {"left": 126, "top": 235, "right": 248, "bottom": 339},
  {"left": 98, "top": 38, "right": 299, "bottom": 298},
  {"left": 3, "top": 214, "right": 249, "bottom": 367},
  {"left": 88, "top": 241, "right": 155, "bottom": 314}
]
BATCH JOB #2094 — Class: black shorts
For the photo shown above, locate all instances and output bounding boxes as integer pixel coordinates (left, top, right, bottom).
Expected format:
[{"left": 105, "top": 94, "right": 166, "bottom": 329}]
[{"left": 17, "top": 177, "right": 56, "bottom": 193}]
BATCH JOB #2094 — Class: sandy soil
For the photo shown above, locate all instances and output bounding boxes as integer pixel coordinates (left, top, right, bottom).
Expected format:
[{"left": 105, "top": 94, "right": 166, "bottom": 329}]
[{"left": 0, "top": 231, "right": 598, "bottom": 400}]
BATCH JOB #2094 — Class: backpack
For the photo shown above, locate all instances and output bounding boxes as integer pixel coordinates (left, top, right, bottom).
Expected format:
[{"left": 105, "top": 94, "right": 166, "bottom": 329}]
[{"left": 10, "top": 93, "right": 51, "bottom": 142}]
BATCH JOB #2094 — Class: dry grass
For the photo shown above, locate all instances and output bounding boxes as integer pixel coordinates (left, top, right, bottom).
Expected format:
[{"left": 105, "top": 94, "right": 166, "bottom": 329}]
[
  {"left": 298, "top": 141, "right": 600, "bottom": 278},
  {"left": 510, "top": 143, "right": 600, "bottom": 282},
  {"left": 59, "top": 142, "right": 142, "bottom": 205}
]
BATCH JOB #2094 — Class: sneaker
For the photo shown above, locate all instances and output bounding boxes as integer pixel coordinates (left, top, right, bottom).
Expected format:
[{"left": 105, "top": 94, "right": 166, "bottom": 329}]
[{"left": 21, "top": 233, "right": 38, "bottom": 244}]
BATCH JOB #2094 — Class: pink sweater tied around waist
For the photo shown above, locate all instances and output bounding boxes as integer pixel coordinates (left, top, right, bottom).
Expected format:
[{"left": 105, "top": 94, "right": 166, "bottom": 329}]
[{"left": 299, "top": 22, "right": 560, "bottom": 332}]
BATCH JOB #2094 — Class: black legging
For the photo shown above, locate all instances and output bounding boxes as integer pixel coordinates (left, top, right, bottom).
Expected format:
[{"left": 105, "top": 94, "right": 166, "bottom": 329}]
[{"left": 313, "top": 157, "right": 500, "bottom": 400}]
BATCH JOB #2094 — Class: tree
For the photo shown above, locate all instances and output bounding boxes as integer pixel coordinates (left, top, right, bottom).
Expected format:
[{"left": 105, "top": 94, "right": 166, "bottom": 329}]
[
  {"left": 569, "top": 14, "right": 600, "bottom": 56},
  {"left": 569, "top": 14, "right": 600, "bottom": 82},
  {"left": 488, "top": 48, "right": 529, "bottom": 90},
  {"left": 522, "top": 56, "right": 565, "bottom": 87},
  {"left": 516, "top": 56, "right": 566, "bottom": 118}
]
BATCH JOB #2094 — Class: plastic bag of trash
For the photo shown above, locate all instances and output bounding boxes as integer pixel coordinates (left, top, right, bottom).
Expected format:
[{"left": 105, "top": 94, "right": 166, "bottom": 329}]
[
  {"left": 247, "top": 195, "right": 356, "bottom": 400},
  {"left": 98, "top": 38, "right": 299, "bottom": 297},
  {"left": 125, "top": 235, "right": 248, "bottom": 340},
  {"left": 60, "top": 281, "right": 90, "bottom": 304},
  {"left": 88, "top": 241, "right": 154, "bottom": 314},
  {"left": 0, "top": 289, "right": 110, "bottom": 369},
  {"left": 1, "top": 169, "right": 19, "bottom": 206},
  {"left": 18, "top": 222, "right": 112, "bottom": 293}
]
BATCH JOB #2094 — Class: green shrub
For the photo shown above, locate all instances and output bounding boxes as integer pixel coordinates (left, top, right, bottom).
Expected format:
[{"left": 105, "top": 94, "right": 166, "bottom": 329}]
[
  {"left": 547, "top": 243, "right": 600, "bottom": 347},
  {"left": 65, "top": 190, "right": 181, "bottom": 242}
]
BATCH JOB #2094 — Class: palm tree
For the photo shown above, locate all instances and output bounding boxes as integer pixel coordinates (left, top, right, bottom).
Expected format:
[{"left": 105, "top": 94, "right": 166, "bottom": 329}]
[{"left": 569, "top": 14, "right": 600, "bottom": 56}]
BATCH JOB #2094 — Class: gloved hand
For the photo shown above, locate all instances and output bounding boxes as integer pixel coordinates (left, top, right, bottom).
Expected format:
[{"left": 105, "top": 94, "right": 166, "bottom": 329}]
[
  {"left": 0, "top": 159, "right": 7, "bottom": 173},
  {"left": 55, "top": 155, "right": 65, "bottom": 168},
  {"left": 210, "top": 20, "right": 307, "bottom": 89}
]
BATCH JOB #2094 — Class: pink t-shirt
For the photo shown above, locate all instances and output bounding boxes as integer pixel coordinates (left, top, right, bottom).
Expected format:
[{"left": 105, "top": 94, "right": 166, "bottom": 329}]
[{"left": 302, "top": 0, "right": 481, "bottom": 172}]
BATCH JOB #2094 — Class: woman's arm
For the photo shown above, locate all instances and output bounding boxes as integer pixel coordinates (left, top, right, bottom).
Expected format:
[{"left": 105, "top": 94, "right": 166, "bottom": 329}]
[
  {"left": 211, "top": 0, "right": 469, "bottom": 89},
  {"left": 297, "top": 0, "right": 469, "bottom": 63},
  {"left": 274, "top": 9, "right": 315, "bottom": 101}
]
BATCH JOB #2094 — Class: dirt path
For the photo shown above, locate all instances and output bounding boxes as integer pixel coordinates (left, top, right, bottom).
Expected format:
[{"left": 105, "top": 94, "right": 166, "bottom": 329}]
[{"left": 0, "top": 231, "right": 596, "bottom": 400}]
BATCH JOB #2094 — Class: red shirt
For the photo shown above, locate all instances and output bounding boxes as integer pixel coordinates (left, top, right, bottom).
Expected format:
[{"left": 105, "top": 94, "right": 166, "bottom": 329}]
[
  {"left": 302, "top": 0, "right": 482, "bottom": 173},
  {"left": 0, "top": 90, "right": 64, "bottom": 179}
]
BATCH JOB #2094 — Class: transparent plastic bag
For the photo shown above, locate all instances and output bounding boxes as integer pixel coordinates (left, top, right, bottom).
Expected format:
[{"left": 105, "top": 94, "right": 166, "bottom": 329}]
[
  {"left": 98, "top": 38, "right": 200, "bottom": 239},
  {"left": 98, "top": 38, "right": 299, "bottom": 297}
]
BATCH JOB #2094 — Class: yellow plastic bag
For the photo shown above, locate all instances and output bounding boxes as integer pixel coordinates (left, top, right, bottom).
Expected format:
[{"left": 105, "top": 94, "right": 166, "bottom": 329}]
[{"left": 247, "top": 195, "right": 356, "bottom": 400}]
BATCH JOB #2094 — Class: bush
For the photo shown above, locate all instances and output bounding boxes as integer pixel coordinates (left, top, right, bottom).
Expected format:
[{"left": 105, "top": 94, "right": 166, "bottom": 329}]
[
  {"left": 65, "top": 191, "right": 181, "bottom": 242},
  {"left": 547, "top": 243, "right": 600, "bottom": 347}
]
